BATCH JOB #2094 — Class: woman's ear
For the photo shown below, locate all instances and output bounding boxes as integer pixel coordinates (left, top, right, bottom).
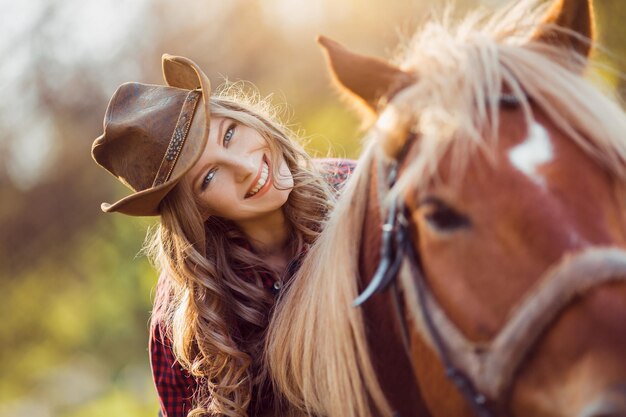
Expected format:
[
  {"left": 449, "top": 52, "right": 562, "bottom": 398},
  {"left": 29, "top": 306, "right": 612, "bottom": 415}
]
[
  {"left": 317, "top": 35, "right": 415, "bottom": 117},
  {"left": 531, "top": 0, "right": 595, "bottom": 59}
]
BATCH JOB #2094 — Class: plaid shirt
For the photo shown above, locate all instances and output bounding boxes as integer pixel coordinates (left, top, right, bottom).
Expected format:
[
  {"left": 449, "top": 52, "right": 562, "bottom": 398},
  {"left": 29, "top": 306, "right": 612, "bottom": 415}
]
[{"left": 149, "top": 158, "right": 355, "bottom": 417}]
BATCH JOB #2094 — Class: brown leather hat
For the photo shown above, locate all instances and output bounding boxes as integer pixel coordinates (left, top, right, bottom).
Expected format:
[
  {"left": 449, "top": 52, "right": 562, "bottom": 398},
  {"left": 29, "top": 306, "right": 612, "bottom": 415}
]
[{"left": 91, "top": 54, "right": 211, "bottom": 216}]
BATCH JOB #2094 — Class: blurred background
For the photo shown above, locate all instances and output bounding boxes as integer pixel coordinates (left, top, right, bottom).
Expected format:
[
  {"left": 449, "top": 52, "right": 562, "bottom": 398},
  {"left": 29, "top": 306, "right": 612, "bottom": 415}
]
[{"left": 0, "top": 0, "right": 624, "bottom": 416}]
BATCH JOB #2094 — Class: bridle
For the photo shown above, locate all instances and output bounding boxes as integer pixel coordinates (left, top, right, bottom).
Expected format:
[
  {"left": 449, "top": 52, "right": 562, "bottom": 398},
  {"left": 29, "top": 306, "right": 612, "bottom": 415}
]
[
  {"left": 355, "top": 143, "right": 501, "bottom": 416},
  {"left": 354, "top": 119, "right": 626, "bottom": 416}
]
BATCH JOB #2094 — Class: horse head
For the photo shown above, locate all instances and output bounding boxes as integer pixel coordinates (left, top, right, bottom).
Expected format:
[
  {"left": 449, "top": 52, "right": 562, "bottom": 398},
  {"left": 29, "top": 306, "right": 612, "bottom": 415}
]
[{"left": 267, "top": 1, "right": 626, "bottom": 416}]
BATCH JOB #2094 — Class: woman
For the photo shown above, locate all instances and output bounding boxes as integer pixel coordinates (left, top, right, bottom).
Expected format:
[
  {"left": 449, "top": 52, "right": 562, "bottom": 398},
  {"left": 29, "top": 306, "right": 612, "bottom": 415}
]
[{"left": 91, "top": 55, "right": 354, "bottom": 417}]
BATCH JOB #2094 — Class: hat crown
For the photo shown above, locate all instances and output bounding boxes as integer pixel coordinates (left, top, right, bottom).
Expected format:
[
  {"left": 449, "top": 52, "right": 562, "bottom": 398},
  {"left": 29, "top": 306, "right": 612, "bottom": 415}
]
[{"left": 93, "top": 83, "right": 188, "bottom": 193}]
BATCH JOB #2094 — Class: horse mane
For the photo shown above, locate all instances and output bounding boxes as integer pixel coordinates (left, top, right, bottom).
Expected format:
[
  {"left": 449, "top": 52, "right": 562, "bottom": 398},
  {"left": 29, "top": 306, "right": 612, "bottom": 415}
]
[
  {"left": 266, "top": 143, "right": 390, "bottom": 417},
  {"left": 266, "top": 1, "right": 626, "bottom": 416}
]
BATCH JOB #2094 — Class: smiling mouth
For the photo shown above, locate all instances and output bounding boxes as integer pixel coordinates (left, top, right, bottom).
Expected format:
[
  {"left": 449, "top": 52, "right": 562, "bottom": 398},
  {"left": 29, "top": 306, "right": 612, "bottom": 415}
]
[{"left": 245, "top": 155, "right": 270, "bottom": 198}]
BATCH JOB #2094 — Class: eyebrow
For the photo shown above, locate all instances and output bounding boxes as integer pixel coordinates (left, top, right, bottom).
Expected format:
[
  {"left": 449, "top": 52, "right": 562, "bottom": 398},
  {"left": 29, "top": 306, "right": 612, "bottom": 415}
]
[{"left": 193, "top": 118, "right": 228, "bottom": 192}]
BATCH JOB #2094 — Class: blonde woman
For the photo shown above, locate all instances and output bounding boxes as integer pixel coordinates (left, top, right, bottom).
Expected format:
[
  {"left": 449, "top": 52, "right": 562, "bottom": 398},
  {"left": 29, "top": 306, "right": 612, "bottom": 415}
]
[{"left": 91, "top": 55, "right": 354, "bottom": 417}]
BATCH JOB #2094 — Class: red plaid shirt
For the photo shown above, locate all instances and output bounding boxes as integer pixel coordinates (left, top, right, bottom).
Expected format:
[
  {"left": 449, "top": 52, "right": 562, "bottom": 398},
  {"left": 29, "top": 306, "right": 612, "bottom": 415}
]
[{"left": 149, "top": 159, "right": 355, "bottom": 417}]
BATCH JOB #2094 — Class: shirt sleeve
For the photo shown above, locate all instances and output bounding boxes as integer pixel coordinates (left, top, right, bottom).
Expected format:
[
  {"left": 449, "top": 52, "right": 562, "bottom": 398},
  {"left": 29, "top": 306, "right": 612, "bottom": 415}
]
[
  {"left": 314, "top": 158, "right": 356, "bottom": 195},
  {"left": 149, "top": 322, "right": 197, "bottom": 417}
]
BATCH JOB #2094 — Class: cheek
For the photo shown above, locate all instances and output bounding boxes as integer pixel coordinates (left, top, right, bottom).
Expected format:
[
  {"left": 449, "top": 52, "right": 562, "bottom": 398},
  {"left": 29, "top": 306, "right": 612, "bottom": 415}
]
[
  {"left": 415, "top": 210, "right": 538, "bottom": 283},
  {"left": 276, "top": 159, "right": 294, "bottom": 189},
  {"left": 240, "top": 127, "right": 270, "bottom": 156},
  {"left": 200, "top": 186, "right": 237, "bottom": 216},
  {"left": 414, "top": 218, "right": 470, "bottom": 277},
  {"left": 275, "top": 188, "right": 291, "bottom": 209},
  {"left": 412, "top": 212, "right": 537, "bottom": 335}
]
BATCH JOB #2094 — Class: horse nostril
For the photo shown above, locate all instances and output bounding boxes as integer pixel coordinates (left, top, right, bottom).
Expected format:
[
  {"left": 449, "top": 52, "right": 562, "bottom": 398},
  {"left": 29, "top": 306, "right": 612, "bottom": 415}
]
[{"left": 579, "top": 385, "right": 626, "bottom": 417}]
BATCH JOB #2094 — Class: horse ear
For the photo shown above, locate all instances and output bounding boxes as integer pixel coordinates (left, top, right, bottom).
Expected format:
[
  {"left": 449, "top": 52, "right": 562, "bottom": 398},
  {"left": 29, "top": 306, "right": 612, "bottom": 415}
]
[
  {"left": 317, "top": 35, "right": 415, "bottom": 115},
  {"left": 531, "top": 0, "right": 596, "bottom": 58}
]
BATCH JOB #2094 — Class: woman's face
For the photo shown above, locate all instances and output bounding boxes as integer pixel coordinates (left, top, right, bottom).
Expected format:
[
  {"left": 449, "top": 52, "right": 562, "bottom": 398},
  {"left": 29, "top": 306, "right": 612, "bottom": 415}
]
[{"left": 184, "top": 116, "right": 294, "bottom": 222}]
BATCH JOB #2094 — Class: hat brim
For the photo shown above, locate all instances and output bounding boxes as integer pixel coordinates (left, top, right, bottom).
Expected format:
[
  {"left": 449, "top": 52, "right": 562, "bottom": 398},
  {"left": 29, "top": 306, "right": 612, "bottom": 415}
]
[
  {"left": 100, "top": 55, "right": 212, "bottom": 216},
  {"left": 101, "top": 179, "right": 178, "bottom": 216}
]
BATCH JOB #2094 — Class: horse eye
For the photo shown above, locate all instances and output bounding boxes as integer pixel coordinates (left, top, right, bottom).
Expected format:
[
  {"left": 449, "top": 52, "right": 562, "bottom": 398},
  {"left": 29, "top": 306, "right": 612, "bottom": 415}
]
[{"left": 419, "top": 198, "right": 471, "bottom": 232}]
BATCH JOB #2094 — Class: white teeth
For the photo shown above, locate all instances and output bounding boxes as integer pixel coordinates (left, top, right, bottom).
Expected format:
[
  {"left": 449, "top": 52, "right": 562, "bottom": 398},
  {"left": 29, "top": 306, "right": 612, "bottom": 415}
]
[{"left": 247, "top": 161, "right": 269, "bottom": 197}]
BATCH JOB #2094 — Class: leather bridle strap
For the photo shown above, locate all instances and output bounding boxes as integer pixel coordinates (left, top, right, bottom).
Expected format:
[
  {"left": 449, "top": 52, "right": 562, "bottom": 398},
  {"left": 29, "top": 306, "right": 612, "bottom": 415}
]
[
  {"left": 353, "top": 161, "right": 403, "bottom": 307},
  {"left": 357, "top": 155, "right": 498, "bottom": 416},
  {"left": 396, "top": 214, "right": 497, "bottom": 417}
]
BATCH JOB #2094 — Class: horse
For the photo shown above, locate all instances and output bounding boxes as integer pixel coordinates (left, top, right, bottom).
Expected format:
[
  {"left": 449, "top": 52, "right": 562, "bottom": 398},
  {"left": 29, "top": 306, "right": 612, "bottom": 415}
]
[{"left": 266, "top": 0, "right": 626, "bottom": 416}]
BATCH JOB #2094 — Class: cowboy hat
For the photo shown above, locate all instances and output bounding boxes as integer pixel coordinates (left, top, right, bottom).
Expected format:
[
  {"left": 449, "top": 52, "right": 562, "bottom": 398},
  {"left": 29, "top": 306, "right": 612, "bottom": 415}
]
[{"left": 91, "top": 54, "right": 211, "bottom": 216}]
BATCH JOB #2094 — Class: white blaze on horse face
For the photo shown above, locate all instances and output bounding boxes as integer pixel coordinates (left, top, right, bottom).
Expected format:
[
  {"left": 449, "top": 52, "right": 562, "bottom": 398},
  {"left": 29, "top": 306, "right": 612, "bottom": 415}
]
[{"left": 508, "top": 123, "right": 554, "bottom": 186}]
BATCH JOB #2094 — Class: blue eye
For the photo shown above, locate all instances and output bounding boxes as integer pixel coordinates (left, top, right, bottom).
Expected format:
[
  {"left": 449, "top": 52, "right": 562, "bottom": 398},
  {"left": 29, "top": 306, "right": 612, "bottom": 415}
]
[
  {"left": 224, "top": 124, "right": 235, "bottom": 146},
  {"left": 201, "top": 169, "right": 217, "bottom": 191}
]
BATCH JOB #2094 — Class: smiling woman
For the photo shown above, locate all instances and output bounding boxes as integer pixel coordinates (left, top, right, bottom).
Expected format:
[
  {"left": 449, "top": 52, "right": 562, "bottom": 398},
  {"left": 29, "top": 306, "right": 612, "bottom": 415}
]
[
  {"left": 91, "top": 55, "right": 354, "bottom": 417},
  {"left": 187, "top": 115, "right": 294, "bottom": 224}
]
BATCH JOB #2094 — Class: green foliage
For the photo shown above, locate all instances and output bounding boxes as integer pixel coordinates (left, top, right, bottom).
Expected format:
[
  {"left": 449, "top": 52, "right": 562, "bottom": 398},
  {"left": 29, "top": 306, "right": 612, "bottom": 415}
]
[
  {"left": 0, "top": 215, "right": 159, "bottom": 416},
  {"left": 62, "top": 385, "right": 156, "bottom": 417},
  {"left": 301, "top": 101, "right": 363, "bottom": 159}
]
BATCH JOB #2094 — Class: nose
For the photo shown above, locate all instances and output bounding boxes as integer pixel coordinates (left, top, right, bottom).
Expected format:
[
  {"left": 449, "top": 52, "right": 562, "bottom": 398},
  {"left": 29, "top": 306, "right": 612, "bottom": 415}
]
[
  {"left": 579, "top": 385, "right": 626, "bottom": 417},
  {"left": 227, "top": 155, "right": 257, "bottom": 183}
]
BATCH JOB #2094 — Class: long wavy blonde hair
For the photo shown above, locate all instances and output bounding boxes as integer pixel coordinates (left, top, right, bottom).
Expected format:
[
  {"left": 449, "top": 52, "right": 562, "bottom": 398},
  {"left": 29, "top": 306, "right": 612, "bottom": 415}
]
[{"left": 144, "top": 83, "right": 335, "bottom": 417}]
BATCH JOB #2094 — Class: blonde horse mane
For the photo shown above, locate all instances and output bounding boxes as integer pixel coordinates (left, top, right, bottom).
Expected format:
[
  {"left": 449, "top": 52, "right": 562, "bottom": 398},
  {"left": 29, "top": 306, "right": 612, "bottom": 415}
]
[
  {"left": 266, "top": 143, "right": 389, "bottom": 417},
  {"left": 266, "top": 1, "right": 626, "bottom": 416}
]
